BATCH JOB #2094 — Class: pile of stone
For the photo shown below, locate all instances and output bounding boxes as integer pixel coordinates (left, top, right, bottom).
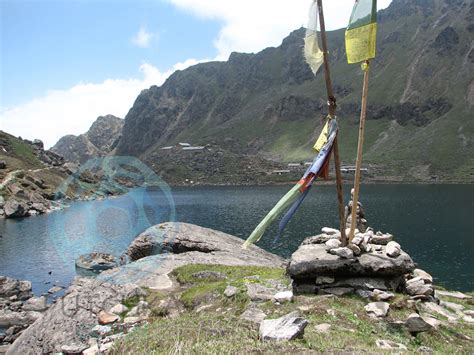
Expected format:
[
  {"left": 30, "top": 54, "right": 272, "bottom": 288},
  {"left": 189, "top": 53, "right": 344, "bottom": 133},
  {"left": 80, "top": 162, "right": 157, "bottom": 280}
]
[
  {"left": 0, "top": 276, "right": 49, "bottom": 350},
  {"left": 288, "top": 226, "right": 416, "bottom": 296}
]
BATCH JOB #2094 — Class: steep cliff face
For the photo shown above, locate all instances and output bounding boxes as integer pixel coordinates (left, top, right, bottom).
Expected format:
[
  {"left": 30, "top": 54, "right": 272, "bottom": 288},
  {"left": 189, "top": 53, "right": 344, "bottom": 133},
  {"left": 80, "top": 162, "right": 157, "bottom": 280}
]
[
  {"left": 52, "top": 115, "right": 123, "bottom": 164},
  {"left": 114, "top": 0, "right": 472, "bottom": 181}
]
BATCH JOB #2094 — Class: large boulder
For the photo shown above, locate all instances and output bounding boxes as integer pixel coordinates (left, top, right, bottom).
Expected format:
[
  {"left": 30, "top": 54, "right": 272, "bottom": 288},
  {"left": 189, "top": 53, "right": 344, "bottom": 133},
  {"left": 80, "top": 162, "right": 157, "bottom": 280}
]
[
  {"left": 3, "top": 200, "right": 28, "bottom": 218},
  {"left": 0, "top": 276, "right": 33, "bottom": 300},
  {"left": 288, "top": 243, "right": 414, "bottom": 278}
]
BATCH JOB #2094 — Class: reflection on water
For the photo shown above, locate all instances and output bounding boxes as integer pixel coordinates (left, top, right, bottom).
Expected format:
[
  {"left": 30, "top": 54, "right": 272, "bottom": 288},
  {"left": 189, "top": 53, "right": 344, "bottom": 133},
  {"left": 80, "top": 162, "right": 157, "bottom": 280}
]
[{"left": 0, "top": 184, "right": 473, "bottom": 294}]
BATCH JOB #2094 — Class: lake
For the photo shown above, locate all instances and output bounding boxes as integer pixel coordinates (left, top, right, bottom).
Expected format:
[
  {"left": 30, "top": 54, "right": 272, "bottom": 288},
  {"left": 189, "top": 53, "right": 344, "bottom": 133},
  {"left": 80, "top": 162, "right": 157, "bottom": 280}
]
[{"left": 0, "top": 184, "right": 473, "bottom": 295}]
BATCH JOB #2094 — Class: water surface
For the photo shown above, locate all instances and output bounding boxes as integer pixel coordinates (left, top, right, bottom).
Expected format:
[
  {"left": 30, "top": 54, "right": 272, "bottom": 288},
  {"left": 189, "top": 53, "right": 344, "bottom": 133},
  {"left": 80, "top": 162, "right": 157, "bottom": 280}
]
[{"left": 0, "top": 184, "right": 472, "bottom": 294}]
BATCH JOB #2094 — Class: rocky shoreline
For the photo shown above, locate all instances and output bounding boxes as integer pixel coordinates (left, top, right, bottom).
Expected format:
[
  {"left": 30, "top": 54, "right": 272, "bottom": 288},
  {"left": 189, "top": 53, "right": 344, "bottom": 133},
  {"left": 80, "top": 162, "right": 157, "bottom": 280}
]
[{"left": 1, "top": 222, "right": 473, "bottom": 353}]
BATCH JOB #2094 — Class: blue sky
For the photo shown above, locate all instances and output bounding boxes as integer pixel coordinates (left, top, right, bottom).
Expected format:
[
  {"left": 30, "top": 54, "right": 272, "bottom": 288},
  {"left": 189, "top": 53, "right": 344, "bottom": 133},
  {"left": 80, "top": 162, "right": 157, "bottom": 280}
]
[{"left": 0, "top": 0, "right": 392, "bottom": 147}]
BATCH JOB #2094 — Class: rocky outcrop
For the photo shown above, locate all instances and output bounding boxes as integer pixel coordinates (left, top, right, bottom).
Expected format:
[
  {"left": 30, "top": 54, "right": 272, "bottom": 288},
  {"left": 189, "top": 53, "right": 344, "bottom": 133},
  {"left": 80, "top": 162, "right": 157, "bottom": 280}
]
[
  {"left": 75, "top": 253, "right": 118, "bottom": 274},
  {"left": 289, "top": 227, "right": 415, "bottom": 295},
  {"left": 0, "top": 277, "right": 47, "bottom": 348},
  {"left": 52, "top": 115, "right": 123, "bottom": 164},
  {"left": 7, "top": 277, "right": 144, "bottom": 354},
  {"left": 102, "top": 222, "right": 285, "bottom": 290}
]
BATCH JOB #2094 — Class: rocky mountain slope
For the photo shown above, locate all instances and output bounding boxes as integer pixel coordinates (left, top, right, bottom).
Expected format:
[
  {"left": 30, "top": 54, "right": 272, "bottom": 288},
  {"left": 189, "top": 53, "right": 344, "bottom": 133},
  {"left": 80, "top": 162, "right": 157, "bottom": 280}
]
[
  {"left": 113, "top": 0, "right": 473, "bottom": 182},
  {"left": 0, "top": 131, "right": 127, "bottom": 218},
  {"left": 52, "top": 115, "right": 123, "bottom": 164}
]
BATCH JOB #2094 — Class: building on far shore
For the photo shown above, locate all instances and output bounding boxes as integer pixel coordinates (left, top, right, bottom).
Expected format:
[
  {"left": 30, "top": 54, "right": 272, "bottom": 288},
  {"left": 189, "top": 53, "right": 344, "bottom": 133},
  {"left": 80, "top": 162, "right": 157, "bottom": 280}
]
[
  {"left": 341, "top": 166, "right": 369, "bottom": 174},
  {"left": 273, "top": 169, "right": 291, "bottom": 175}
]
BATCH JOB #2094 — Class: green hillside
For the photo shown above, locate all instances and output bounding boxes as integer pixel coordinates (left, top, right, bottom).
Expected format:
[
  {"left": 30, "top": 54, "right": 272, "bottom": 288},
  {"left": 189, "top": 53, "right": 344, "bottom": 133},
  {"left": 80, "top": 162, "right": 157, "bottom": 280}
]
[{"left": 116, "top": 0, "right": 473, "bottom": 182}]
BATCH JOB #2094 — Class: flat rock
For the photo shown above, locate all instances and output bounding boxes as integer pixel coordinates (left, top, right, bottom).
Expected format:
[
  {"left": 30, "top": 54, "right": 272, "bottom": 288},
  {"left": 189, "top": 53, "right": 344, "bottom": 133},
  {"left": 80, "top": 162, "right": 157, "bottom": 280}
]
[
  {"left": 370, "top": 289, "right": 395, "bottom": 301},
  {"left": 328, "top": 247, "right": 354, "bottom": 259},
  {"left": 435, "top": 290, "right": 472, "bottom": 300},
  {"left": 314, "top": 323, "right": 331, "bottom": 333},
  {"left": 405, "top": 313, "right": 433, "bottom": 333},
  {"left": 101, "top": 223, "right": 285, "bottom": 290},
  {"left": 240, "top": 304, "right": 266, "bottom": 324},
  {"left": 22, "top": 296, "right": 47, "bottom": 312},
  {"left": 47, "top": 286, "right": 63, "bottom": 294},
  {"left": 365, "top": 302, "right": 390, "bottom": 317},
  {"left": 98, "top": 310, "right": 120, "bottom": 325},
  {"left": 319, "top": 287, "right": 353, "bottom": 296},
  {"left": 315, "top": 276, "right": 335, "bottom": 285},
  {"left": 288, "top": 244, "right": 414, "bottom": 278},
  {"left": 376, "top": 339, "right": 407, "bottom": 350},
  {"left": 418, "top": 302, "right": 459, "bottom": 322},
  {"left": 371, "top": 234, "right": 393, "bottom": 245},
  {"left": 75, "top": 252, "right": 117, "bottom": 274},
  {"left": 259, "top": 311, "right": 308, "bottom": 341},
  {"left": 301, "top": 234, "right": 339, "bottom": 245},
  {"left": 321, "top": 227, "right": 340, "bottom": 235},
  {"left": 247, "top": 282, "right": 285, "bottom": 302}
]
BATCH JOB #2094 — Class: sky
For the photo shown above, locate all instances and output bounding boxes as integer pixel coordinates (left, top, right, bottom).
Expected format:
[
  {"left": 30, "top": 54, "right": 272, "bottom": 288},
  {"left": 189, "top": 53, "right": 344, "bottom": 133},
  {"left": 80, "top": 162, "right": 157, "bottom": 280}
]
[{"left": 0, "top": 0, "right": 392, "bottom": 148}]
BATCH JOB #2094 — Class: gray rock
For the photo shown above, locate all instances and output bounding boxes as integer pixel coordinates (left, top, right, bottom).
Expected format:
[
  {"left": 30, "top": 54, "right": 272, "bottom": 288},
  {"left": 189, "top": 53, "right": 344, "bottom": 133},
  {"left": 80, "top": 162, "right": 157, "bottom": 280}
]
[
  {"left": 418, "top": 302, "right": 459, "bottom": 322},
  {"left": 319, "top": 287, "right": 353, "bottom": 296},
  {"left": 365, "top": 302, "right": 390, "bottom": 317},
  {"left": 47, "top": 286, "right": 63, "bottom": 294},
  {"left": 8, "top": 277, "right": 145, "bottom": 353},
  {"left": 328, "top": 247, "right": 354, "bottom": 259},
  {"left": 370, "top": 289, "right": 395, "bottom": 301},
  {"left": 347, "top": 243, "right": 361, "bottom": 256},
  {"left": 247, "top": 283, "right": 283, "bottom": 302},
  {"left": 90, "top": 324, "right": 112, "bottom": 337},
  {"left": 321, "top": 227, "right": 340, "bottom": 235},
  {"left": 439, "top": 300, "right": 464, "bottom": 313},
  {"left": 240, "top": 304, "right": 266, "bottom": 323},
  {"left": 98, "top": 310, "right": 120, "bottom": 325},
  {"left": 375, "top": 339, "right": 407, "bottom": 350},
  {"left": 405, "top": 313, "right": 433, "bottom": 333},
  {"left": 273, "top": 291, "right": 293, "bottom": 303},
  {"left": 223, "top": 285, "right": 238, "bottom": 298},
  {"left": 61, "top": 343, "right": 88, "bottom": 354},
  {"left": 109, "top": 303, "right": 128, "bottom": 315},
  {"left": 314, "top": 323, "right": 331, "bottom": 333},
  {"left": 289, "top": 243, "right": 414, "bottom": 278},
  {"left": 325, "top": 239, "right": 341, "bottom": 250},
  {"left": 371, "top": 234, "right": 393, "bottom": 245},
  {"left": 127, "top": 300, "right": 150, "bottom": 318},
  {"left": 3, "top": 200, "right": 28, "bottom": 218},
  {"left": 259, "top": 312, "right": 308, "bottom": 341},
  {"left": 301, "top": 234, "right": 338, "bottom": 245},
  {"left": 0, "top": 276, "right": 33, "bottom": 300},
  {"left": 435, "top": 290, "right": 472, "bottom": 300},
  {"left": 385, "top": 241, "right": 401, "bottom": 258},
  {"left": 75, "top": 252, "right": 117, "bottom": 274},
  {"left": 22, "top": 296, "right": 47, "bottom": 312},
  {"left": 315, "top": 276, "right": 335, "bottom": 285},
  {"left": 413, "top": 268, "right": 433, "bottom": 283},
  {"left": 417, "top": 346, "right": 434, "bottom": 353},
  {"left": 405, "top": 279, "right": 433, "bottom": 296}
]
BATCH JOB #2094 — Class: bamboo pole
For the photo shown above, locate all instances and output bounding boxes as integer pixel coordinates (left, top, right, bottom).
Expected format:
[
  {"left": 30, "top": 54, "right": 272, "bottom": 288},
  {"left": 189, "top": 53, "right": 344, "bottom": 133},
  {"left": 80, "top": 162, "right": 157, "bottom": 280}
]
[
  {"left": 348, "top": 60, "right": 370, "bottom": 242},
  {"left": 316, "top": 0, "right": 347, "bottom": 246}
]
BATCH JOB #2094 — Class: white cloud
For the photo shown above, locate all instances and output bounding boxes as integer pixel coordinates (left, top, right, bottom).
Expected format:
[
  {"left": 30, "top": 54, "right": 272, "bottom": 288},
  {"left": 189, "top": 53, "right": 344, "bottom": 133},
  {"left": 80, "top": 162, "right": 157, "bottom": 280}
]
[
  {"left": 168, "top": 0, "right": 392, "bottom": 60},
  {"left": 131, "top": 26, "right": 155, "bottom": 48},
  {"left": 0, "top": 60, "right": 207, "bottom": 149}
]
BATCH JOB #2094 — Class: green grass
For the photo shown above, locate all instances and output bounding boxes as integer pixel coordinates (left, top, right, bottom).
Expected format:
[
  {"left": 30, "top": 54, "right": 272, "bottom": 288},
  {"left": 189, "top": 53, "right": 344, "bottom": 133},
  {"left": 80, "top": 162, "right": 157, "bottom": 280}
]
[{"left": 113, "top": 264, "right": 474, "bottom": 353}]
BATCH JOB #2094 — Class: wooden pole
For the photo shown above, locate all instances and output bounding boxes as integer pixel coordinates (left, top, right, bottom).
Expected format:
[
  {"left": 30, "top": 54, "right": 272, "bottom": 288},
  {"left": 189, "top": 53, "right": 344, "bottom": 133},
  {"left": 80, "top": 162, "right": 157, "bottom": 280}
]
[
  {"left": 316, "top": 0, "right": 347, "bottom": 246},
  {"left": 348, "top": 60, "right": 370, "bottom": 242}
]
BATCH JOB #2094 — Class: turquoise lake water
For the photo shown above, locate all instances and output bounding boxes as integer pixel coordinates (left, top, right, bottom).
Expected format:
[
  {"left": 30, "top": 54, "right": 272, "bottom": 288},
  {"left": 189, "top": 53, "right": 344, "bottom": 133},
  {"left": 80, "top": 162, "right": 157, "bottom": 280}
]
[{"left": 0, "top": 184, "right": 472, "bottom": 295}]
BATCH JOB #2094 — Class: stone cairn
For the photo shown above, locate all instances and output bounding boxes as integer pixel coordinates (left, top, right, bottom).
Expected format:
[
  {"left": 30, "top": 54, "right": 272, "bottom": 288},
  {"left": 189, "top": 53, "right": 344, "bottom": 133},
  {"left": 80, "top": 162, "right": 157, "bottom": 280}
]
[{"left": 288, "top": 196, "right": 437, "bottom": 302}]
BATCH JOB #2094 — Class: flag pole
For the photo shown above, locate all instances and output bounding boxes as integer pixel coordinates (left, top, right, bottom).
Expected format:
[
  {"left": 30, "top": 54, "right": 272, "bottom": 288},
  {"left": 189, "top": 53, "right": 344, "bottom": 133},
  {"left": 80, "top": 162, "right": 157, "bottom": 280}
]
[
  {"left": 348, "top": 60, "right": 370, "bottom": 242},
  {"left": 316, "top": 0, "right": 347, "bottom": 246}
]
